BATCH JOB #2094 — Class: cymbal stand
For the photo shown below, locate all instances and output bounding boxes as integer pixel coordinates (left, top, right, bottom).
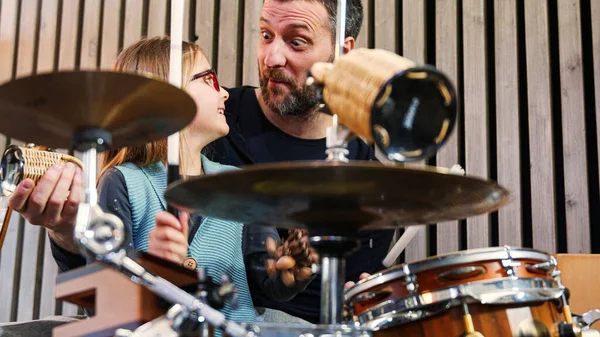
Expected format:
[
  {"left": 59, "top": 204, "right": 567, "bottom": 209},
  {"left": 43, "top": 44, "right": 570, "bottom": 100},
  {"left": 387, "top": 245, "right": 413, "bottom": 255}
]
[
  {"left": 318, "top": 87, "right": 362, "bottom": 324},
  {"left": 311, "top": 0, "right": 365, "bottom": 324},
  {"left": 70, "top": 128, "right": 254, "bottom": 337},
  {"left": 325, "top": 114, "right": 353, "bottom": 162}
]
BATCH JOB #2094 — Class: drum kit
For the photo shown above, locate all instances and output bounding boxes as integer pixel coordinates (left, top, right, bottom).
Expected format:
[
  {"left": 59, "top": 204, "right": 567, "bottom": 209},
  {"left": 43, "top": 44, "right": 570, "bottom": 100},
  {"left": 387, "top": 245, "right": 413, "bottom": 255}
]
[{"left": 0, "top": 1, "right": 598, "bottom": 337}]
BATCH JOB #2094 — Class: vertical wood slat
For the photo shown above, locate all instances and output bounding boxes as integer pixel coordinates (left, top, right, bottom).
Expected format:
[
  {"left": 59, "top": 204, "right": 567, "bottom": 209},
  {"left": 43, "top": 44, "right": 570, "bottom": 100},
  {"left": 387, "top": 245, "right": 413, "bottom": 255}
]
[
  {"left": 16, "top": 222, "right": 41, "bottom": 321},
  {"left": 38, "top": 234, "right": 58, "bottom": 319},
  {"left": 242, "top": 0, "right": 261, "bottom": 87},
  {"left": 217, "top": 0, "right": 240, "bottom": 87},
  {"left": 0, "top": 0, "right": 19, "bottom": 84},
  {"left": 402, "top": 0, "right": 427, "bottom": 262},
  {"left": 0, "top": 214, "right": 22, "bottom": 322},
  {"left": 494, "top": 0, "right": 522, "bottom": 247},
  {"left": 184, "top": 0, "right": 192, "bottom": 42},
  {"left": 355, "top": 0, "right": 370, "bottom": 49},
  {"left": 594, "top": 0, "right": 600, "bottom": 193},
  {"left": 100, "top": 0, "right": 122, "bottom": 70},
  {"left": 463, "top": 0, "right": 490, "bottom": 249},
  {"left": 373, "top": 0, "right": 400, "bottom": 261},
  {"left": 13, "top": 0, "right": 42, "bottom": 322},
  {"left": 196, "top": 0, "right": 215, "bottom": 63},
  {"left": 147, "top": 0, "right": 168, "bottom": 38},
  {"left": 435, "top": 0, "right": 461, "bottom": 254},
  {"left": 57, "top": 0, "right": 81, "bottom": 70},
  {"left": 557, "top": 0, "right": 590, "bottom": 253},
  {"left": 79, "top": 0, "right": 102, "bottom": 70},
  {"left": 123, "top": 0, "right": 144, "bottom": 49},
  {"left": 15, "top": 0, "right": 39, "bottom": 79},
  {"left": 374, "top": 0, "right": 396, "bottom": 53},
  {"left": 524, "top": 0, "right": 556, "bottom": 253},
  {"left": 37, "top": 0, "right": 59, "bottom": 73}
]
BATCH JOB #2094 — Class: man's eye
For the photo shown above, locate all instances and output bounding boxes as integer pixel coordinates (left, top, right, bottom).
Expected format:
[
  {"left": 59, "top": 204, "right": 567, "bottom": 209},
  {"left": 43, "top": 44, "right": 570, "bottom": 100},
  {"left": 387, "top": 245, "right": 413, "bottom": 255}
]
[{"left": 291, "top": 39, "right": 307, "bottom": 47}]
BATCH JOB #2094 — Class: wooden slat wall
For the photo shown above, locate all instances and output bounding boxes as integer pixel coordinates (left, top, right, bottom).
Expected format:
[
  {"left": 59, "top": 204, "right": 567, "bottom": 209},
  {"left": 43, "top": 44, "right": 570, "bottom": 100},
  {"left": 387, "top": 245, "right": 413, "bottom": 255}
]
[
  {"left": 242, "top": 0, "right": 262, "bottom": 87},
  {"left": 100, "top": 0, "right": 122, "bottom": 70},
  {"left": 57, "top": 0, "right": 80, "bottom": 71},
  {"left": 80, "top": 0, "right": 102, "bottom": 70},
  {"left": 0, "top": 0, "right": 599, "bottom": 324},
  {"left": 525, "top": 0, "right": 557, "bottom": 254},
  {"left": 402, "top": 0, "right": 428, "bottom": 262},
  {"left": 495, "top": 0, "right": 521, "bottom": 248},
  {"left": 463, "top": 0, "right": 490, "bottom": 249},
  {"left": 195, "top": 0, "right": 216, "bottom": 64},
  {"left": 37, "top": 0, "right": 59, "bottom": 74},
  {"left": 217, "top": 0, "right": 241, "bottom": 87},
  {"left": 557, "top": 0, "right": 590, "bottom": 253},
  {"left": 148, "top": 0, "right": 168, "bottom": 38},
  {"left": 435, "top": 0, "right": 461, "bottom": 255},
  {"left": 123, "top": 1, "right": 144, "bottom": 49}
]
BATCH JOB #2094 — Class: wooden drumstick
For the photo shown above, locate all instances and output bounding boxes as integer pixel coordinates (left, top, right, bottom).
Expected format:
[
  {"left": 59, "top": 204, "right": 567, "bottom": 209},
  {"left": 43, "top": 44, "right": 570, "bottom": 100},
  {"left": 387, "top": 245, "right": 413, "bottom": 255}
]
[
  {"left": 0, "top": 207, "right": 11, "bottom": 252},
  {"left": 461, "top": 303, "right": 484, "bottom": 337},
  {"left": 382, "top": 225, "right": 423, "bottom": 267}
]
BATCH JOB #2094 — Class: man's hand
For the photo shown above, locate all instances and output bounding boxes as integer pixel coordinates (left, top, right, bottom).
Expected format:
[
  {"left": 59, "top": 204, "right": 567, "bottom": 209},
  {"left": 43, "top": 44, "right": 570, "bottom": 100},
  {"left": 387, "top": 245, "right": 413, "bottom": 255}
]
[
  {"left": 8, "top": 163, "right": 82, "bottom": 253},
  {"left": 344, "top": 273, "right": 371, "bottom": 290},
  {"left": 148, "top": 211, "right": 189, "bottom": 264},
  {"left": 265, "top": 228, "right": 318, "bottom": 287}
]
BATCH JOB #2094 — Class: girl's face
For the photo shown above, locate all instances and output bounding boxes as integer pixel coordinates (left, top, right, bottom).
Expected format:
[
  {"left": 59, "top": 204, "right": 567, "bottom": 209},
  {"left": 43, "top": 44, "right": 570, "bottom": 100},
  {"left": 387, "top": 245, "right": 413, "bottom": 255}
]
[{"left": 184, "top": 53, "right": 230, "bottom": 142}]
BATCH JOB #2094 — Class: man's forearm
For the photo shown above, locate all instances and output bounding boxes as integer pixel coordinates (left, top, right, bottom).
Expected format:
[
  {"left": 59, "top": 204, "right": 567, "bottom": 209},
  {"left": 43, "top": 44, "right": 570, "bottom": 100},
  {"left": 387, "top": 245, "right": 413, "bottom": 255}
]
[{"left": 48, "top": 228, "right": 80, "bottom": 254}]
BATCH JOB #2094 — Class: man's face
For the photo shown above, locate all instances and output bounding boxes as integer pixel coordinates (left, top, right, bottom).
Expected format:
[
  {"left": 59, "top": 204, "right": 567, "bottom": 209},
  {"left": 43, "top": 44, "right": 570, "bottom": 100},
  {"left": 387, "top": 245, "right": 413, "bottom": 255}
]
[{"left": 258, "top": 0, "right": 335, "bottom": 117}]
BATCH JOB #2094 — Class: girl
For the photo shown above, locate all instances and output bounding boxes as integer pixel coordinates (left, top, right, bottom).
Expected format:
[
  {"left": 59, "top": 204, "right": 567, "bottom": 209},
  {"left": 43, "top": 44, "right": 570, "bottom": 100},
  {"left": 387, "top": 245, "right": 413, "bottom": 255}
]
[{"left": 95, "top": 36, "right": 254, "bottom": 327}]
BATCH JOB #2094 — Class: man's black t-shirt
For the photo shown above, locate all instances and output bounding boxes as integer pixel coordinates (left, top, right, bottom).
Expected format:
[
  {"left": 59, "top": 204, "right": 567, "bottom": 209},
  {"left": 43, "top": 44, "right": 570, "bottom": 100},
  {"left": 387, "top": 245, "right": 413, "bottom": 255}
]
[{"left": 207, "top": 86, "right": 394, "bottom": 323}]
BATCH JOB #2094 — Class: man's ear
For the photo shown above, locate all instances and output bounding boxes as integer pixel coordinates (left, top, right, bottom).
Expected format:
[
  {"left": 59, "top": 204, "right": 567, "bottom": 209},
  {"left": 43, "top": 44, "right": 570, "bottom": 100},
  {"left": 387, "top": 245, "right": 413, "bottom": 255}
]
[{"left": 343, "top": 36, "right": 356, "bottom": 53}]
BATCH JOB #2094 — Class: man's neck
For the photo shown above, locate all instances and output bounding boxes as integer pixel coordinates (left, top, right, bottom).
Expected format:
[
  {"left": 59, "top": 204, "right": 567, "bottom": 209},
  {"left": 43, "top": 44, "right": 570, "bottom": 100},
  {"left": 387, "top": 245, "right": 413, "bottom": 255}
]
[{"left": 255, "top": 88, "right": 332, "bottom": 140}]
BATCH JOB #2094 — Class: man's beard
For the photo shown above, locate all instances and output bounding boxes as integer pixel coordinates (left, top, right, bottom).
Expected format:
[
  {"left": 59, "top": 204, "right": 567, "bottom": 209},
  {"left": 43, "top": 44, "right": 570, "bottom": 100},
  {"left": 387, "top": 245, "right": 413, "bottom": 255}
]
[{"left": 259, "top": 67, "right": 319, "bottom": 118}]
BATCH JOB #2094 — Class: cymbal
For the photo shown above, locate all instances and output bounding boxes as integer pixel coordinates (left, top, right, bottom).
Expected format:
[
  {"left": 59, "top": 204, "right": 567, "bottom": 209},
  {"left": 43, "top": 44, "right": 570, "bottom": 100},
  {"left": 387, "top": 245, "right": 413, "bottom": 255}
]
[
  {"left": 165, "top": 161, "right": 510, "bottom": 231},
  {"left": 0, "top": 71, "right": 196, "bottom": 149}
]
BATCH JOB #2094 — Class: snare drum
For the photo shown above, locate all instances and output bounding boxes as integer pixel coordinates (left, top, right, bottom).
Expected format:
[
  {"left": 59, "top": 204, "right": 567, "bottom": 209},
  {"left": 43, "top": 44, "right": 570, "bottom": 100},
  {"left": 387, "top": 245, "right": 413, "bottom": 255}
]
[{"left": 345, "top": 247, "right": 567, "bottom": 336}]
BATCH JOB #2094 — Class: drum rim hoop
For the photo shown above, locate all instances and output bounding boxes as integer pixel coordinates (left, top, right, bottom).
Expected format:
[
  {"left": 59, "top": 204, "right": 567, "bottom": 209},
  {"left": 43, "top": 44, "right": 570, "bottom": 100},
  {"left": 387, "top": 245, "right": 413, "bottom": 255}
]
[
  {"left": 345, "top": 247, "right": 553, "bottom": 299},
  {"left": 351, "top": 276, "right": 563, "bottom": 331}
]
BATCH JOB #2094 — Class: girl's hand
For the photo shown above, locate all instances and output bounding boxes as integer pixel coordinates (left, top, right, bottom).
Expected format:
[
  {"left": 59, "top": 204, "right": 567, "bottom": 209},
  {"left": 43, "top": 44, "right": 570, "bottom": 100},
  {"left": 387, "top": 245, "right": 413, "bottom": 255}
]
[{"left": 148, "top": 211, "right": 189, "bottom": 264}]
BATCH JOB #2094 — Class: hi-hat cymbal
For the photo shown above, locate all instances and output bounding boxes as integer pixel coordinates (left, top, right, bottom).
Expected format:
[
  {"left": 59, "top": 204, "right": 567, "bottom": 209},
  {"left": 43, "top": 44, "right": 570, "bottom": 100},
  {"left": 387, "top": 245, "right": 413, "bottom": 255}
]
[
  {"left": 165, "top": 161, "right": 510, "bottom": 232},
  {"left": 0, "top": 71, "right": 196, "bottom": 149}
]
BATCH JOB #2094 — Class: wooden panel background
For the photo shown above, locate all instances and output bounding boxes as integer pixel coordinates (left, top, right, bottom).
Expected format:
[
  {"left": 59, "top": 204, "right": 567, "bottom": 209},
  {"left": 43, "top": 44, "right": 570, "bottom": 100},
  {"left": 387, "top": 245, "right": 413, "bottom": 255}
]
[{"left": 0, "top": 0, "right": 598, "bottom": 323}]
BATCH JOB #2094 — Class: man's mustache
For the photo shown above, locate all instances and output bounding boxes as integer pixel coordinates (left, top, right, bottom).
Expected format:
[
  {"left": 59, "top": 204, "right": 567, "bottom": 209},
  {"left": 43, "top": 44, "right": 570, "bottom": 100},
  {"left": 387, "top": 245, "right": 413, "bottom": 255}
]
[{"left": 263, "top": 70, "right": 295, "bottom": 85}]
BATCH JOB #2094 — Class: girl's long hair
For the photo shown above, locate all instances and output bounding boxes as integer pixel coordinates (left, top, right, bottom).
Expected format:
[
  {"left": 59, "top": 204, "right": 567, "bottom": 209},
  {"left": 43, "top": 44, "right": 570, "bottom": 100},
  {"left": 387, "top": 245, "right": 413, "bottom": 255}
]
[{"left": 99, "top": 36, "right": 202, "bottom": 178}]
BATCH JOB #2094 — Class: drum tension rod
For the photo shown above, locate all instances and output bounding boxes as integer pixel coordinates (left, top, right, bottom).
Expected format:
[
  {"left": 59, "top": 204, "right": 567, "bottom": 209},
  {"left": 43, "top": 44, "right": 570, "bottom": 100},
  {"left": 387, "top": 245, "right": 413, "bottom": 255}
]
[{"left": 461, "top": 303, "right": 485, "bottom": 337}]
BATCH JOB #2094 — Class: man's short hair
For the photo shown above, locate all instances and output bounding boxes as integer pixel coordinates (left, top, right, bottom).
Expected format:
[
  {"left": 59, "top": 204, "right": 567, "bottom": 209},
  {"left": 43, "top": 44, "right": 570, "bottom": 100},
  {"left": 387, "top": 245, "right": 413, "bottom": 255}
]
[{"left": 268, "top": 0, "right": 364, "bottom": 39}]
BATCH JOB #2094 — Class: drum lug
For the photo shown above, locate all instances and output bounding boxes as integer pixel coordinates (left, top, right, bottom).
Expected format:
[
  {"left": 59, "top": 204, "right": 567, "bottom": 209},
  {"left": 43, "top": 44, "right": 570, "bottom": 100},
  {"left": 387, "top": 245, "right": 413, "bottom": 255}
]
[
  {"left": 572, "top": 310, "right": 600, "bottom": 329},
  {"left": 501, "top": 259, "right": 521, "bottom": 277},
  {"left": 526, "top": 260, "right": 558, "bottom": 274},
  {"left": 402, "top": 264, "right": 419, "bottom": 293},
  {"left": 501, "top": 246, "right": 521, "bottom": 277}
]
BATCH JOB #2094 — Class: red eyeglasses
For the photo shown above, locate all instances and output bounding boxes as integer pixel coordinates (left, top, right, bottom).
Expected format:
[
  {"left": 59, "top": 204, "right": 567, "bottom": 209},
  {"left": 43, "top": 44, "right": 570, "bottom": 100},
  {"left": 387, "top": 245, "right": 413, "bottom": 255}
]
[{"left": 190, "top": 68, "right": 220, "bottom": 91}]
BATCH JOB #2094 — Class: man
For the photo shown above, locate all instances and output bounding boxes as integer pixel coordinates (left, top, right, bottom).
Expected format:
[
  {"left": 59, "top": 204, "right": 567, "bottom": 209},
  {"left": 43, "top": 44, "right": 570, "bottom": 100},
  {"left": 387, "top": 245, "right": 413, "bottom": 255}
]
[{"left": 209, "top": 0, "right": 394, "bottom": 324}]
